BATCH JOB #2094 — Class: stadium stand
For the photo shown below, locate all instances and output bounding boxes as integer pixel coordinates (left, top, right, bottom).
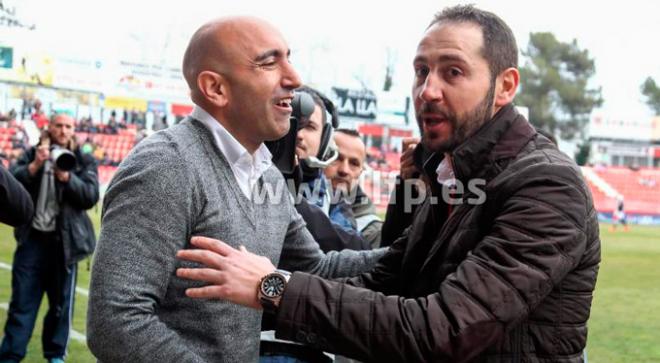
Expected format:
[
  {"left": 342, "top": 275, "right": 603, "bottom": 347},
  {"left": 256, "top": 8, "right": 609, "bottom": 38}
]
[
  {"left": 5, "top": 122, "right": 660, "bottom": 224},
  {"left": 585, "top": 166, "right": 660, "bottom": 216}
]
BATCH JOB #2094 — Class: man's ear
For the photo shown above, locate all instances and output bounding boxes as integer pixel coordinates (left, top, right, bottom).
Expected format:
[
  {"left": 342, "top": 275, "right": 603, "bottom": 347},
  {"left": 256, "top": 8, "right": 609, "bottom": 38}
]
[
  {"left": 494, "top": 67, "right": 519, "bottom": 108},
  {"left": 197, "top": 71, "right": 229, "bottom": 107}
]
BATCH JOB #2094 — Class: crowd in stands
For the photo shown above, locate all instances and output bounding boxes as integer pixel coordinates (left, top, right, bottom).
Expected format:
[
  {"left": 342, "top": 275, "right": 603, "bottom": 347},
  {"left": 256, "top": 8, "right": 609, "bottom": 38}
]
[{"left": 1, "top": 99, "right": 148, "bottom": 168}]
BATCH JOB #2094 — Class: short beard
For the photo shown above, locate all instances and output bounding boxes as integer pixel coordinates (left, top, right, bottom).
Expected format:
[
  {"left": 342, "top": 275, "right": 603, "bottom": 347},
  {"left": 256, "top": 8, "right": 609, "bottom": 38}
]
[{"left": 418, "top": 78, "right": 496, "bottom": 153}]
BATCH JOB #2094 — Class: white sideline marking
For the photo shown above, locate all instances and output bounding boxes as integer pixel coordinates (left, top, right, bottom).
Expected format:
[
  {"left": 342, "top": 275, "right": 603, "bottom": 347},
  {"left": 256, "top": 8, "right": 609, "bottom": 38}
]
[
  {"left": 0, "top": 302, "right": 86, "bottom": 343},
  {"left": 0, "top": 261, "right": 89, "bottom": 297},
  {"left": 0, "top": 261, "right": 90, "bottom": 342}
]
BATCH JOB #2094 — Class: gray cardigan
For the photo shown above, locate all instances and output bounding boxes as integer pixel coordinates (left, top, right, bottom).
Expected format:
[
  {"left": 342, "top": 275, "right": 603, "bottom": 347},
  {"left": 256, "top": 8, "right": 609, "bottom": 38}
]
[{"left": 87, "top": 118, "right": 385, "bottom": 362}]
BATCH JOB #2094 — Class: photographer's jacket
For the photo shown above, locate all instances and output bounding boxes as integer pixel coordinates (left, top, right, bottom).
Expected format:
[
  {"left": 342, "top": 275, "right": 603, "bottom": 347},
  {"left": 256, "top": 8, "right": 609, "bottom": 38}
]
[
  {"left": 10, "top": 146, "right": 99, "bottom": 265},
  {"left": 274, "top": 104, "right": 601, "bottom": 362}
]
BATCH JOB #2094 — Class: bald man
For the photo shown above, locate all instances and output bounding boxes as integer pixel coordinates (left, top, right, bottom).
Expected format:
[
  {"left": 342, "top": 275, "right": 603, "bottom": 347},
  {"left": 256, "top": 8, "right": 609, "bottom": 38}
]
[
  {"left": 1, "top": 114, "right": 99, "bottom": 363},
  {"left": 87, "top": 17, "right": 385, "bottom": 362}
]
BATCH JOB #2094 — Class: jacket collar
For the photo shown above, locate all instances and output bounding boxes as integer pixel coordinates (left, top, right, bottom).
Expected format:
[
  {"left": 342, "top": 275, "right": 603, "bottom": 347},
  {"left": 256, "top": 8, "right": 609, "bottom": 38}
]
[{"left": 422, "top": 104, "right": 537, "bottom": 186}]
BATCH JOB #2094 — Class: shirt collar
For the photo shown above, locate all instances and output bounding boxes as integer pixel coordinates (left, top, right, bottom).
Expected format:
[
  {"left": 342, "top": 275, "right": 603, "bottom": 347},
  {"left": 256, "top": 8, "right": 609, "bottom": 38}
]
[
  {"left": 191, "top": 105, "right": 272, "bottom": 170},
  {"left": 435, "top": 153, "right": 456, "bottom": 188}
]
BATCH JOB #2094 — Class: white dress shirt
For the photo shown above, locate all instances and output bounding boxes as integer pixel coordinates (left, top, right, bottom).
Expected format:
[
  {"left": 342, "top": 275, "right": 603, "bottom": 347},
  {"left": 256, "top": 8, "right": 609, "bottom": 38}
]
[
  {"left": 436, "top": 153, "right": 456, "bottom": 188},
  {"left": 191, "top": 106, "right": 272, "bottom": 200}
]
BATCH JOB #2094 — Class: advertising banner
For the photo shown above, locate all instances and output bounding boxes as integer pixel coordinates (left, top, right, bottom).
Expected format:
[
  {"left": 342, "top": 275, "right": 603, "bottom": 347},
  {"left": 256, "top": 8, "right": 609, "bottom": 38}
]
[
  {"left": 331, "top": 87, "right": 377, "bottom": 120},
  {"left": 0, "top": 47, "right": 54, "bottom": 86}
]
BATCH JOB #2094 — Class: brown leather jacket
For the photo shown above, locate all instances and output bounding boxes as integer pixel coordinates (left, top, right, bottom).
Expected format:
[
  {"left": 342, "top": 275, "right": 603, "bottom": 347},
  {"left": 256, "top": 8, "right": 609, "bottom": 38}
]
[{"left": 274, "top": 104, "right": 601, "bottom": 362}]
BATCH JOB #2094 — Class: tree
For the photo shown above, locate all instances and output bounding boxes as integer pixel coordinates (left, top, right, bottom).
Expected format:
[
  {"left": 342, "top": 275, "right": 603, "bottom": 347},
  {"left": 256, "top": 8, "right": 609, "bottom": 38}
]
[
  {"left": 382, "top": 48, "right": 396, "bottom": 92},
  {"left": 574, "top": 141, "right": 591, "bottom": 166},
  {"left": 641, "top": 77, "right": 660, "bottom": 115},
  {"left": 517, "top": 32, "right": 602, "bottom": 139}
]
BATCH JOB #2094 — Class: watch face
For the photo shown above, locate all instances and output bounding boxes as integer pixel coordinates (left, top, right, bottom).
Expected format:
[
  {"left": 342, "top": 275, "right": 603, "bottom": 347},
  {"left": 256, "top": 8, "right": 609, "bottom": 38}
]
[{"left": 262, "top": 275, "right": 286, "bottom": 298}]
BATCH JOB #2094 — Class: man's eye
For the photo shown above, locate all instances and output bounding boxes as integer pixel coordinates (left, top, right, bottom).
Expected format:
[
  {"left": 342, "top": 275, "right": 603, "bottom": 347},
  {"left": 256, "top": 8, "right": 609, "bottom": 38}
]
[
  {"left": 259, "top": 60, "right": 277, "bottom": 68},
  {"left": 447, "top": 67, "right": 463, "bottom": 77},
  {"left": 414, "top": 66, "right": 429, "bottom": 78}
]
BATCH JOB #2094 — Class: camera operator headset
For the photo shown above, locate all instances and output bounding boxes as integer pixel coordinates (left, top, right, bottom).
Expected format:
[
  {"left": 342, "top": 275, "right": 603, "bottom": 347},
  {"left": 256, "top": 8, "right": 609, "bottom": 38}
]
[
  {"left": 294, "top": 86, "right": 340, "bottom": 214},
  {"left": 297, "top": 87, "right": 339, "bottom": 170},
  {"left": 261, "top": 89, "right": 369, "bottom": 363},
  {"left": 265, "top": 88, "right": 369, "bottom": 251}
]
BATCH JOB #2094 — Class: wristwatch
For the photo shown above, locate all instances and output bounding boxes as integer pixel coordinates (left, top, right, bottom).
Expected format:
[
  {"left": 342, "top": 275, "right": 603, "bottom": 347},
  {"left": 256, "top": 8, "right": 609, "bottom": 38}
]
[{"left": 258, "top": 269, "right": 291, "bottom": 312}]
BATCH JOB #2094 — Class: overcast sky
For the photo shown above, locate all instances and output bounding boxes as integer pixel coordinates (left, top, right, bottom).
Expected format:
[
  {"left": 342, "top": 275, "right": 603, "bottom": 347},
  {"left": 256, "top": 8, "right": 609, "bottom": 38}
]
[{"left": 13, "top": 0, "right": 660, "bottom": 121}]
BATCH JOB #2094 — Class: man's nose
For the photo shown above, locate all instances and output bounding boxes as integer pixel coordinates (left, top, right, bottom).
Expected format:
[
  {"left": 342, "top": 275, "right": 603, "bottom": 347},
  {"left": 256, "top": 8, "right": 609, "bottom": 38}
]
[
  {"left": 419, "top": 73, "right": 444, "bottom": 104},
  {"left": 337, "top": 161, "right": 350, "bottom": 176},
  {"left": 282, "top": 62, "right": 302, "bottom": 90}
]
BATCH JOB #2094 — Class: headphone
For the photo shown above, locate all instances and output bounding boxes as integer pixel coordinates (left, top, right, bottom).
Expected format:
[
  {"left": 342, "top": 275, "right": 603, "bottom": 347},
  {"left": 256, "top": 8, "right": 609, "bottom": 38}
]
[{"left": 299, "top": 87, "right": 339, "bottom": 169}]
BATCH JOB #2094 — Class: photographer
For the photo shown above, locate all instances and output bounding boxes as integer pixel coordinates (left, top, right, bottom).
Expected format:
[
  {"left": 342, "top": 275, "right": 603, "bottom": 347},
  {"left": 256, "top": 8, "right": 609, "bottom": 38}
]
[{"left": 0, "top": 114, "right": 99, "bottom": 363}]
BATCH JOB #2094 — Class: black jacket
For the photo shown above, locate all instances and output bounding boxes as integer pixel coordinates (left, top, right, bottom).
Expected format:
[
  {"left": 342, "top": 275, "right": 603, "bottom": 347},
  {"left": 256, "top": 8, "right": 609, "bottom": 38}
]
[
  {"left": 0, "top": 164, "right": 34, "bottom": 226},
  {"left": 284, "top": 165, "right": 370, "bottom": 252},
  {"left": 274, "top": 105, "right": 600, "bottom": 362},
  {"left": 380, "top": 144, "right": 433, "bottom": 247},
  {"left": 11, "top": 146, "right": 100, "bottom": 265}
]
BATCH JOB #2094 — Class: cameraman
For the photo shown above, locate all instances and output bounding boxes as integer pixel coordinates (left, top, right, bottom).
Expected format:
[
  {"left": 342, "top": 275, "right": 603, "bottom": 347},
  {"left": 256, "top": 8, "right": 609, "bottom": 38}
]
[
  {"left": 260, "top": 87, "right": 371, "bottom": 363},
  {"left": 287, "top": 86, "right": 369, "bottom": 252},
  {"left": 0, "top": 114, "right": 99, "bottom": 363}
]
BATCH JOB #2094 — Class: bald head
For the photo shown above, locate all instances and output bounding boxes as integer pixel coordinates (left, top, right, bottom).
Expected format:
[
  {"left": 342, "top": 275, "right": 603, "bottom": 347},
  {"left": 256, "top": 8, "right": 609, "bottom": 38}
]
[
  {"left": 49, "top": 113, "right": 75, "bottom": 147},
  {"left": 181, "top": 16, "right": 301, "bottom": 153},
  {"left": 182, "top": 16, "right": 284, "bottom": 102}
]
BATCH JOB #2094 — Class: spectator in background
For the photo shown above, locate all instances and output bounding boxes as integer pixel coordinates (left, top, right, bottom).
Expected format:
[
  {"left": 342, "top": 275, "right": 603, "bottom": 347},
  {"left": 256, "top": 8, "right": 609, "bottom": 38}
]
[
  {"left": 0, "top": 109, "right": 9, "bottom": 123},
  {"left": 0, "top": 114, "right": 99, "bottom": 363},
  {"left": 130, "top": 109, "right": 139, "bottom": 125},
  {"left": 31, "top": 99, "right": 49, "bottom": 130},
  {"left": 10, "top": 125, "right": 29, "bottom": 152},
  {"left": 324, "top": 128, "right": 383, "bottom": 248},
  {"left": 1, "top": 109, "right": 19, "bottom": 127},
  {"left": 92, "top": 143, "right": 105, "bottom": 163},
  {"left": 106, "top": 112, "right": 119, "bottom": 134},
  {"left": 611, "top": 195, "right": 630, "bottom": 232},
  {"left": 81, "top": 137, "right": 94, "bottom": 155},
  {"left": 117, "top": 114, "right": 128, "bottom": 130}
]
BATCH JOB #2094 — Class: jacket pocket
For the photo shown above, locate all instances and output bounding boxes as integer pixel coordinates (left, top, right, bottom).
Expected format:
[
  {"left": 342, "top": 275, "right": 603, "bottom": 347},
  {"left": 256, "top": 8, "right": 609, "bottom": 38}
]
[{"left": 65, "top": 209, "right": 96, "bottom": 264}]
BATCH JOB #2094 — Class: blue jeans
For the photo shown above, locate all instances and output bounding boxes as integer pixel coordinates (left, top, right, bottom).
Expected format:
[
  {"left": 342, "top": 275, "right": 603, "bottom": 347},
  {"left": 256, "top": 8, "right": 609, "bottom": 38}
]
[{"left": 0, "top": 229, "right": 77, "bottom": 361}]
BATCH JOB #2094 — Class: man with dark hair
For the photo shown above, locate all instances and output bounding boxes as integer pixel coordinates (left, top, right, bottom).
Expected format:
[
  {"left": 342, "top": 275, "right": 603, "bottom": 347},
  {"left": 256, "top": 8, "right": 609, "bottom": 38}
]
[
  {"left": 176, "top": 5, "right": 600, "bottom": 362},
  {"left": 1, "top": 114, "right": 99, "bottom": 363},
  {"left": 324, "top": 128, "right": 383, "bottom": 248}
]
